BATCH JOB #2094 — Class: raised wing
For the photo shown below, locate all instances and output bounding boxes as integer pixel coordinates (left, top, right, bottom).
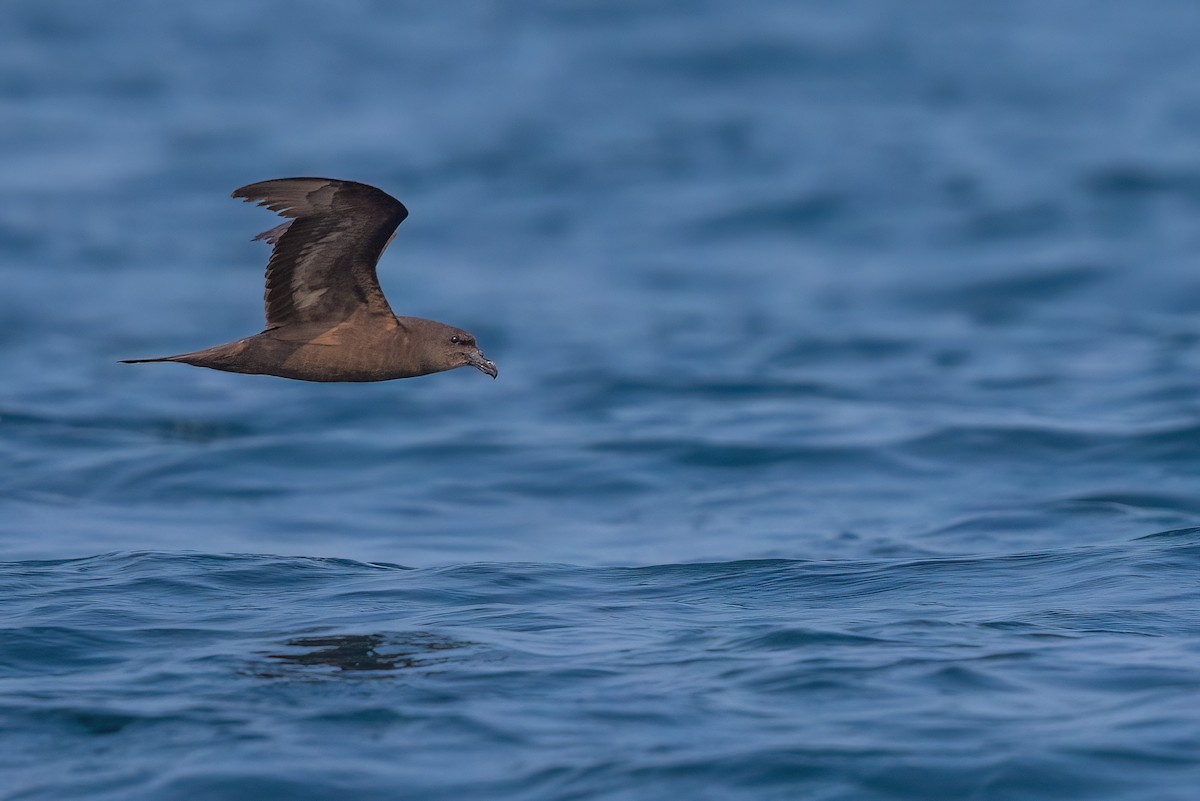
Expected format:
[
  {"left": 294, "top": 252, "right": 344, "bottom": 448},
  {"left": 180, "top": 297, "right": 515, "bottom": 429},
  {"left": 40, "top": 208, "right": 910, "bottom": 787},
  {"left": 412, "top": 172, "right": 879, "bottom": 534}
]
[{"left": 231, "top": 178, "right": 409, "bottom": 328}]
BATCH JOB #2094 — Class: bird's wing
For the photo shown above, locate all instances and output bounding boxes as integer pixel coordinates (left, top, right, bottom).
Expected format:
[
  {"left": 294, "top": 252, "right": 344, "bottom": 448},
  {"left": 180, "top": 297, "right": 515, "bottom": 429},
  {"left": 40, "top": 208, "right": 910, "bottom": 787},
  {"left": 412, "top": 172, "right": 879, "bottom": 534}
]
[{"left": 231, "top": 177, "right": 409, "bottom": 328}]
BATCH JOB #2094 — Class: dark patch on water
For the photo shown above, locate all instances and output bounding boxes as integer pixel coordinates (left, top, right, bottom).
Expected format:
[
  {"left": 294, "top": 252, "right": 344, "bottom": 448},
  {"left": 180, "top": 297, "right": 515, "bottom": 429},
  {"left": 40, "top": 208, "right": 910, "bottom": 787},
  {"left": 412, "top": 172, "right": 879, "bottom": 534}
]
[
  {"left": 261, "top": 633, "right": 471, "bottom": 675},
  {"left": 5, "top": 0, "right": 1200, "bottom": 799}
]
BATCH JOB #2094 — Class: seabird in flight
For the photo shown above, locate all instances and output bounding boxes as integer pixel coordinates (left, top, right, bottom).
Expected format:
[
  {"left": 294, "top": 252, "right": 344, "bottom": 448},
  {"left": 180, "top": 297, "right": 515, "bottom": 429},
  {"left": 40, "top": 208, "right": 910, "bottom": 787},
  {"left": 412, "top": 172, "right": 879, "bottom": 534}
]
[{"left": 123, "top": 177, "right": 498, "bottom": 382}]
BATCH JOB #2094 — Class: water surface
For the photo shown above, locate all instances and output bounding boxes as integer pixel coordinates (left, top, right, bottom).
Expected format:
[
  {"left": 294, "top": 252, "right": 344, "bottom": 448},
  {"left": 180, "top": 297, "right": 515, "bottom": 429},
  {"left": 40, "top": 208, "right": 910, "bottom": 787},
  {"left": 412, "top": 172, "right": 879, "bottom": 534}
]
[{"left": 3, "top": 1, "right": 1200, "bottom": 798}]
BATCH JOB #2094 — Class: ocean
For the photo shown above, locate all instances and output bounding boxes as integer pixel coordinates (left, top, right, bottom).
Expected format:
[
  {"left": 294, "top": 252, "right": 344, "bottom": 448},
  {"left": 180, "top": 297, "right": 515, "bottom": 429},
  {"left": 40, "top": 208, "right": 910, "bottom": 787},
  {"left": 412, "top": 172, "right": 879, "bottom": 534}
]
[{"left": 3, "top": 1, "right": 1200, "bottom": 798}]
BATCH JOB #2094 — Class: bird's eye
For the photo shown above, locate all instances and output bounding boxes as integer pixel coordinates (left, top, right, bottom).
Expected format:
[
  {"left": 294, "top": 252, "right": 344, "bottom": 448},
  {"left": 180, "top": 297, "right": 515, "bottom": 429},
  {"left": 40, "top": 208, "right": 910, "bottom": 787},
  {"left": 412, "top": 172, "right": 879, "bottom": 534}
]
[{"left": 450, "top": 335, "right": 461, "bottom": 345}]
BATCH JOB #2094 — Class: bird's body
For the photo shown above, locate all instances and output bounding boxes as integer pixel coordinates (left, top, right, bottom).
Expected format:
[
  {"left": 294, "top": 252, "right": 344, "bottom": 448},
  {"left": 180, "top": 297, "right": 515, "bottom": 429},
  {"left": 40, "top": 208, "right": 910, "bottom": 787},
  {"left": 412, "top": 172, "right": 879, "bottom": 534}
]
[
  {"left": 135, "top": 314, "right": 480, "bottom": 382},
  {"left": 123, "top": 178, "right": 497, "bottom": 382}
]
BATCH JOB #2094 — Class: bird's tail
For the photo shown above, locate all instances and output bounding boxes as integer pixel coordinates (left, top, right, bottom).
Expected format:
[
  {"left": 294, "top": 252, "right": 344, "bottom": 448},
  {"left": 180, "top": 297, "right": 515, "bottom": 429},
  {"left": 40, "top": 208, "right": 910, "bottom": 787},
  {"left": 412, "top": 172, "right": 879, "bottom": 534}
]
[
  {"left": 120, "top": 353, "right": 193, "bottom": 365},
  {"left": 120, "top": 340, "right": 250, "bottom": 371}
]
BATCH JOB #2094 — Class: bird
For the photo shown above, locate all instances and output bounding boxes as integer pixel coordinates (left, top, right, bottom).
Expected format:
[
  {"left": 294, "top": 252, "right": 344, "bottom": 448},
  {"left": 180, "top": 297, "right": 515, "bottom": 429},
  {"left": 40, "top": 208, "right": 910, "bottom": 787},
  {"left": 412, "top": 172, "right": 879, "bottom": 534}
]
[{"left": 122, "top": 177, "right": 497, "bottom": 382}]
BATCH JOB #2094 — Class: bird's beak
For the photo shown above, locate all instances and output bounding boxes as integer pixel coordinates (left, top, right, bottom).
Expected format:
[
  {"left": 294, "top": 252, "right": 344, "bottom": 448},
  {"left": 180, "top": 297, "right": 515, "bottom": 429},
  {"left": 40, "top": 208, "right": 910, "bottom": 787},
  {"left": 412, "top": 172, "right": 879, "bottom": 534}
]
[{"left": 466, "top": 349, "right": 498, "bottom": 379}]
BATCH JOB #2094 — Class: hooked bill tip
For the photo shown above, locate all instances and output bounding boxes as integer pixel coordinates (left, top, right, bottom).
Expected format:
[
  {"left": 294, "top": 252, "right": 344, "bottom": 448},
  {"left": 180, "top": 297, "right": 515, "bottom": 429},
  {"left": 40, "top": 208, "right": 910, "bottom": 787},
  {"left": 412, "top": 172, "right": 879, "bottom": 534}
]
[{"left": 464, "top": 349, "right": 497, "bottom": 379}]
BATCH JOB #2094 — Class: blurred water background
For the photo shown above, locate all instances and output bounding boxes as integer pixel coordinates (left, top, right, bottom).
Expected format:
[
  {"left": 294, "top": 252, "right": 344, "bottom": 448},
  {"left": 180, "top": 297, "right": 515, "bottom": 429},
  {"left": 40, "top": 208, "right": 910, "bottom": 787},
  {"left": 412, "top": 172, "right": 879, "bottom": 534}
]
[{"left": 3, "top": 1, "right": 1200, "bottom": 799}]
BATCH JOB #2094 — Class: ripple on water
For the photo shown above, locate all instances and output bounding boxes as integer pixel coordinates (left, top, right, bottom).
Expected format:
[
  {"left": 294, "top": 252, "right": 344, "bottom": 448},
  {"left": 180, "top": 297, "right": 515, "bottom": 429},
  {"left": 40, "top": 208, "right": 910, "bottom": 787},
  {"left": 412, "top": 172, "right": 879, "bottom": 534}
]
[{"left": 1, "top": 532, "right": 1199, "bottom": 798}]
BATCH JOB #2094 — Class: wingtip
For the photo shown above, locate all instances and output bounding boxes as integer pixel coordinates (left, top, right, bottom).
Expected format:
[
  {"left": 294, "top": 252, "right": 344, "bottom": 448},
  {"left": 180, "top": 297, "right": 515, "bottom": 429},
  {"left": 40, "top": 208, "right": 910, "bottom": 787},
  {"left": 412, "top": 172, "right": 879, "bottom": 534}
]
[
  {"left": 251, "top": 221, "right": 292, "bottom": 245},
  {"left": 230, "top": 185, "right": 260, "bottom": 203},
  {"left": 231, "top": 177, "right": 324, "bottom": 198},
  {"left": 230, "top": 181, "right": 256, "bottom": 199},
  {"left": 230, "top": 179, "right": 277, "bottom": 203}
]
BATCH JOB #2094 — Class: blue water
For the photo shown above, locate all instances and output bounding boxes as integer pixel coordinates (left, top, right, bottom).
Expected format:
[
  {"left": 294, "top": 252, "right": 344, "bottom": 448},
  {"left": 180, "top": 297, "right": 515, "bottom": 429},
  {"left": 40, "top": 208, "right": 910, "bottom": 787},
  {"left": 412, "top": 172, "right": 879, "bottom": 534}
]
[{"left": 3, "top": 1, "right": 1200, "bottom": 798}]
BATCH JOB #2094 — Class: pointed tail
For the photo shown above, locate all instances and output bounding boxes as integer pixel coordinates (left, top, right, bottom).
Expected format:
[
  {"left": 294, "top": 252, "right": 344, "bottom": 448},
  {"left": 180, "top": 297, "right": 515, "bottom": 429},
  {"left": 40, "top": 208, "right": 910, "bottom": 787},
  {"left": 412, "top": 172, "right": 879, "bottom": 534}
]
[
  {"left": 120, "top": 340, "right": 249, "bottom": 371},
  {"left": 119, "top": 354, "right": 189, "bottom": 365}
]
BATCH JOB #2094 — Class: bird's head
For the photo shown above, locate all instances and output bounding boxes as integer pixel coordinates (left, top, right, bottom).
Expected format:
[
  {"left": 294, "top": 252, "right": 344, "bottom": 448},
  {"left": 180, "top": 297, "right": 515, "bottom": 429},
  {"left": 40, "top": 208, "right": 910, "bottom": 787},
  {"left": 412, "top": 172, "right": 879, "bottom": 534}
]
[
  {"left": 447, "top": 328, "right": 498, "bottom": 379},
  {"left": 412, "top": 321, "right": 497, "bottom": 379}
]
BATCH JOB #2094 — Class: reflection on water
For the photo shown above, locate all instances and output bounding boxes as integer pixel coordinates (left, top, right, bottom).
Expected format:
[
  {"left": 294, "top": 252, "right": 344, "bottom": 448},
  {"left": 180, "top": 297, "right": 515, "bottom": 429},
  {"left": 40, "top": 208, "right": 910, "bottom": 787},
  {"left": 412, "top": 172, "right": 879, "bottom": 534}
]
[{"left": 262, "top": 633, "right": 470, "bottom": 674}]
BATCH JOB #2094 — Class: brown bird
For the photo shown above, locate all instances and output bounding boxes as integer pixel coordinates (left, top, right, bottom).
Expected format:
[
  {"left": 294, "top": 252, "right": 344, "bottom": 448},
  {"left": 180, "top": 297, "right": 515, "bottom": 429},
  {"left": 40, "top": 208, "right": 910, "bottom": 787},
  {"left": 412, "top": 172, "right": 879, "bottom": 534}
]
[{"left": 122, "top": 177, "right": 497, "bottom": 382}]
